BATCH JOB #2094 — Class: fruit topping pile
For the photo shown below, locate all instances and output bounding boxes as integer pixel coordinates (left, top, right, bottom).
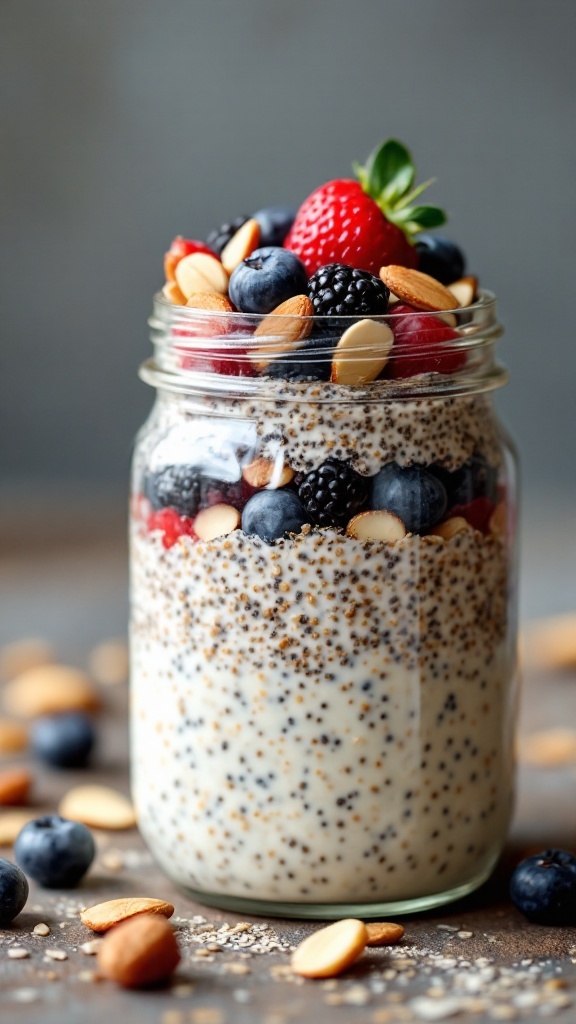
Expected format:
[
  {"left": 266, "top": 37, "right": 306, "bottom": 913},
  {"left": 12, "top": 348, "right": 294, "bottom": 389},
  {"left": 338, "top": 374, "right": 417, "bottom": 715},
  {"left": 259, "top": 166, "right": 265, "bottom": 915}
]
[
  {"left": 160, "top": 140, "right": 479, "bottom": 384},
  {"left": 141, "top": 451, "right": 503, "bottom": 549}
]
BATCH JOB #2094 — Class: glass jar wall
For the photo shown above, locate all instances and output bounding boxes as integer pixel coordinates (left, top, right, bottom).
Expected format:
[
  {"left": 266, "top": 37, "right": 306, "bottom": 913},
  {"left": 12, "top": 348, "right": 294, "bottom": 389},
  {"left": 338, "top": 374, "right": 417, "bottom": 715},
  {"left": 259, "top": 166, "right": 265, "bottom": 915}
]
[{"left": 130, "top": 295, "right": 519, "bottom": 917}]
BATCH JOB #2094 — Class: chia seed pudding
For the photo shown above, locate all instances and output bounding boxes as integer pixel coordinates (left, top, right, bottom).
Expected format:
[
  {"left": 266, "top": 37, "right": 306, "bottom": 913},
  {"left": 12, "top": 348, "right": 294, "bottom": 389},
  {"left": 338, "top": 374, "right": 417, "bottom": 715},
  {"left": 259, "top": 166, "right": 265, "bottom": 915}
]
[{"left": 130, "top": 141, "right": 519, "bottom": 915}]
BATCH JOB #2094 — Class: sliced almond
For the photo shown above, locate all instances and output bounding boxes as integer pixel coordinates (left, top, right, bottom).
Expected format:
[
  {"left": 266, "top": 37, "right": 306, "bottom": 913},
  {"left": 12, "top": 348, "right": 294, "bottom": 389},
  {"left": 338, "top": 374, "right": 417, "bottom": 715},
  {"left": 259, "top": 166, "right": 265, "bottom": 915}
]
[
  {"left": 379, "top": 266, "right": 459, "bottom": 312},
  {"left": 291, "top": 919, "right": 368, "bottom": 979},
  {"left": 97, "top": 914, "right": 180, "bottom": 988},
  {"left": 0, "top": 809, "right": 39, "bottom": 846},
  {"left": 59, "top": 785, "right": 136, "bottom": 830},
  {"left": 448, "top": 276, "right": 478, "bottom": 307},
  {"left": 242, "top": 457, "right": 294, "bottom": 489},
  {"left": 193, "top": 504, "right": 240, "bottom": 542},
  {"left": 221, "top": 218, "right": 260, "bottom": 274},
  {"left": 489, "top": 502, "right": 507, "bottom": 537},
  {"left": 346, "top": 510, "right": 406, "bottom": 543},
  {"left": 331, "top": 319, "right": 394, "bottom": 385},
  {"left": 251, "top": 294, "right": 314, "bottom": 370},
  {"left": 88, "top": 639, "right": 129, "bottom": 686},
  {"left": 175, "top": 252, "right": 228, "bottom": 299},
  {"left": 387, "top": 290, "right": 401, "bottom": 305},
  {"left": 0, "top": 768, "right": 31, "bottom": 806},
  {"left": 3, "top": 664, "right": 99, "bottom": 718},
  {"left": 365, "top": 921, "right": 405, "bottom": 946},
  {"left": 428, "top": 516, "right": 471, "bottom": 540},
  {"left": 162, "top": 280, "right": 187, "bottom": 305},
  {"left": 0, "top": 638, "right": 55, "bottom": 681},
  {"left": 0, "top": 718, "right": 28, "bottom": 755},
  {"left": 185, "top": 292, "right": 234, "bottom": 313},
  {"left": 81, "top": 897, "right": 174, "bottom": 933}
]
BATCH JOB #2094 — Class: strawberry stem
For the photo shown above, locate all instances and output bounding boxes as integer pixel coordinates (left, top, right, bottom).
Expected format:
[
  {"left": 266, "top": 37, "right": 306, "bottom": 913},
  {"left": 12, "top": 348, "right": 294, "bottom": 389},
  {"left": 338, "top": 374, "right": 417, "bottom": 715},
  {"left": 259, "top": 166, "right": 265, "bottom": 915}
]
[{"left": 354, "top": 140, "right": 447, "bottom": 240}]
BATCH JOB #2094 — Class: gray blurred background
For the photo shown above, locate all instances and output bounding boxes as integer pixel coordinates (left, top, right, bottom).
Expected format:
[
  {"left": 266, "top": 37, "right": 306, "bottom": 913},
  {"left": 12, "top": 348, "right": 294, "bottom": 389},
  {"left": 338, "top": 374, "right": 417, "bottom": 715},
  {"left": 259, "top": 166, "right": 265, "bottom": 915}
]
[{"left": 1, "top": 0, "right": 575, "bottom": 627}]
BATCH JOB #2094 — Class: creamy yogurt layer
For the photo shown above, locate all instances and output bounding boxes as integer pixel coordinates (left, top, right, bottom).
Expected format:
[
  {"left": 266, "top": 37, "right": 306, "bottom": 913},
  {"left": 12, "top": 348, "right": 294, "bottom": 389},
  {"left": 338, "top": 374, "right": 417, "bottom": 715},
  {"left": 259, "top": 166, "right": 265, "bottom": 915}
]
[{"left": 131, "top": 525, "right": 515, "bottom": 904}]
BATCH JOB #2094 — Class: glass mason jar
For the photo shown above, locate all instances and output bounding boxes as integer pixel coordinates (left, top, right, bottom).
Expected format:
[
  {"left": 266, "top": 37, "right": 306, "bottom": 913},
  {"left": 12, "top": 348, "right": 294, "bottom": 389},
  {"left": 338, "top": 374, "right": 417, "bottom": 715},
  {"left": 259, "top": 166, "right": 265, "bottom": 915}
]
[{"left": 130, "top": 292, "right": 519, "bottom": 918}]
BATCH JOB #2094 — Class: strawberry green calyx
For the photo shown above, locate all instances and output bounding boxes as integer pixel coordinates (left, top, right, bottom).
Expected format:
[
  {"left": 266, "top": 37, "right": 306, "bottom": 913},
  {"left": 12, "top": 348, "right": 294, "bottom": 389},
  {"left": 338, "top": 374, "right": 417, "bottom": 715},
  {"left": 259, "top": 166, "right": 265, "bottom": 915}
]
[{"left": 353, "top": 139, "right": 447, "bottom": 241}]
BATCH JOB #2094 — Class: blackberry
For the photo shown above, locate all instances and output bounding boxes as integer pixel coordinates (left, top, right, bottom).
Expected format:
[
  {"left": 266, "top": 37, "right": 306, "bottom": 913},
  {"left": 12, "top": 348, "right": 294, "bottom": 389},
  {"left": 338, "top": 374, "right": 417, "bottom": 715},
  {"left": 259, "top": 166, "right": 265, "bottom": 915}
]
[
  {"left": 206, "top": 216, "right": 249, "bottom": 256},
  {"left": 308, "top": 263, "right": 390, "bottom": 317},
  {"left": 298, "top": 458, "right": 368, "bottom": 527},
  {"left": 145, "top": 465, "right": 244, "bottom": 517}
]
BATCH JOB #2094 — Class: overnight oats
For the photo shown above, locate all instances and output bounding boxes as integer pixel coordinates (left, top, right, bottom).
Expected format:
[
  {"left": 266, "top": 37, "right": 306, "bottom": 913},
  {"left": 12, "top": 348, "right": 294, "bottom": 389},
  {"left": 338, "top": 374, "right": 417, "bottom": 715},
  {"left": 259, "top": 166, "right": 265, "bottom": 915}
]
[{"left": 130, "top": 140, "right": 519, "bottom": 917}]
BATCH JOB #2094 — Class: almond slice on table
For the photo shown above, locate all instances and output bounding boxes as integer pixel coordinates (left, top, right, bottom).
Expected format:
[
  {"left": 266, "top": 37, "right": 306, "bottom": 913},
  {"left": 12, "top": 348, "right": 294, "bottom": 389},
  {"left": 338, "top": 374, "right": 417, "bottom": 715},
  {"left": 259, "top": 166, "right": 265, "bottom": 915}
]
[
  {"left": 59, "top": 785, "right": 136, "bottom": 830},
  {"left": 185, "top": 292, "right": 234, "bottom": 313},
  {"left": 242, "top": 457, "right": 294, "bottom": 489},
  {"left": 221, "top": 217, "right": 260, "bottom": 274},
  {"left": 251, "top": 294, "right": 314, "bottom": 370},
  {"left": 346, "top": 510, "right": 407, "bottom": 543},
  {"left": 97, "top": 914, "right": 180, "bottom": 988},
  {"left": 428, "top": 516, "right": 471, "bottom": 541},
  {"left": 193, "top": 504, "right": 240, "bottom": 542},
  {"left": 175, "top": 252, "right": 229, "bottom": 299},
  {"left": 81, "top": 897, "right": 175, "bottom": 933},
  {"left": 3, "top": 664, "right": 99, "bottom": 718},
  {"left": 0, "top": 768, "right": 32, "bottom": 806},
  {"left": 379, "top": 265, "right": 459, "bottom": 312},
  {"left": 365, "top": 921, "right": 405, "bottom": 946},
  {"left": 0, "top": 638, "right": 55, "bottom": 681},
  {"left": 162, "top": 280, "right": 187, "bottom": 305},
  {"left": 0, "top": 809, "right": 39, "bottom": 846},
  {"left": 448, "top": 275, "right": 478, "bottom": 307},
  {"left": 331, "top": 319, "right": 394, "bottom": 385},
  {"left": 291, "top": 919, "right": 368, "bottom": 979},
  {"left": 0, "top": 718, "right": 28, "bottom": 755}
]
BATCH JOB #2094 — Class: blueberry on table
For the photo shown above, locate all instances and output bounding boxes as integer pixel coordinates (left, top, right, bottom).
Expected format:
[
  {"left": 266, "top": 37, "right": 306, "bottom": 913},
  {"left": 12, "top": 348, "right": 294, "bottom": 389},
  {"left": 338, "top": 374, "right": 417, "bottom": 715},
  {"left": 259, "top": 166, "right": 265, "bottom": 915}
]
[
  {"left": 15, "top": 815, "right": 95, "bottom": 888},
  {"left": 32, "top": 712, "right": 95, "bottom": 768},
  {"left": 308, "top": 263, "right": 390, "bottom": 317},
  {"left": 371, "top": 462, "right": 447, "bottom": 533},
  {"left": 0, "top": 858, "right": 28, "bottom": 926},
  {"left": 298, "top": 459, "right": 369, "bottom": 527},
  {"left": 241, "top": 490, "right": 308, "bottom": 543},
  {"left": 253, "top": 205, "right": 296, "bottom": 247},
  {"left": 510, "top": 849, "right": 576, "bottom": 925},
  {"left": 206, "top": 216, "right": 249, "bottom": 256},
  {"left": 229, "top": 247, "right": 308, "bottom": 314},
  {"left": 415, "top": 234, "right": 466, "bottom": 285}
]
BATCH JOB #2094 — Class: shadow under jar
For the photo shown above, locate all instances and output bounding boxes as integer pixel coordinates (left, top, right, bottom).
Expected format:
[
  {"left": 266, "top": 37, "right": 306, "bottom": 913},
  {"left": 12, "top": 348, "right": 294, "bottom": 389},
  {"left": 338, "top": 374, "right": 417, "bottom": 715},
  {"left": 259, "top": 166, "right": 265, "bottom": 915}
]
[{"left": 130, "top": 293, "right": 519, "bottom": 918}]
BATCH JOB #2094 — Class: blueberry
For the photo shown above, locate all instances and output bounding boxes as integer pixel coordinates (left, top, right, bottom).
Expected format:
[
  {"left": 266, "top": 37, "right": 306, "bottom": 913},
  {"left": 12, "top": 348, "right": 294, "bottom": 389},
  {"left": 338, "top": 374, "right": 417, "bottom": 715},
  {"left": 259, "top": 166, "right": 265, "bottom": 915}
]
[
  {"left": 510, "top": 849, "right": 576, "bottom": 925},
  {"left": 415, "top": 235, "right": 466, "bottom": 285},
  {"left": 371, "top": 463, "right": 447, "bottom": 533},
  {"left": 241, "top": 490, "right": 308, "bottom": 543},
  {"left": 437, "top": 454, "right": 498, "bottom": 508},
  {"left": 15, "top": 815, "right": 95, "bottom": 888},
  {"left": 32, "top": 713, "right": 95, "bottom": 768},
  {"left": 229, "top": 247, "right": 308, "bottom": 315},
  {"left": 0, "top": 858, "right": 28, "bottom": 925},
  {"left": 265, "top": 336, "right": 333, "bottom": 382},
  {"left": 253, "top": 205, "right": 296, "bottom": 247}
]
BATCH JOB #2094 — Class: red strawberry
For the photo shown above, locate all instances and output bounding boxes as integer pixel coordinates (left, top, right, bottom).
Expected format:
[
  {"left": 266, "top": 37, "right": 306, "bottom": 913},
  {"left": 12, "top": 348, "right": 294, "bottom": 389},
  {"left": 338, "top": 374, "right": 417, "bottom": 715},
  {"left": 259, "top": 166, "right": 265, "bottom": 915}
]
[
  {"left": 284, "top": 139, "right": 447, "bottom": 277},
  {"left": 164, "top": 236, "right": 217, "bottom": 282},
  {"left": 147, "top": 508, "right": 197, "bottom": 549},
  {"left": 386, "top": 303, "right": 465, "bottom": 378}
]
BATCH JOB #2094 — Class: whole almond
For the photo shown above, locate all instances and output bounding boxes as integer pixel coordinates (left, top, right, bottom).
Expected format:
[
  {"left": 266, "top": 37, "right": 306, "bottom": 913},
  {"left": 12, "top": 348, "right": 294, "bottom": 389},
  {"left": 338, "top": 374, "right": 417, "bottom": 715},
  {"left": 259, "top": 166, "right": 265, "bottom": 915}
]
[
  {"left": 0, "top": 638, "right": 55, "bottom": 681},
  {"left": 379, "top": 265, "right": 459, "bottom": 312},
  {"left": 59, "top": 785, "right": 136, "bottom": 830},
  {"left": 97, "top": 914, "right": 180, "bottom": 988},
  {"left": 221, "top": 218, "right": 260, "bottom": 274},
  {"left": 0, "top": 768, "right": 32, "bottom": 806},
  {"left": 185, "top": 292, "right": 234, "bottom": 313},
  {"left": 162, "top": 280, "right": 187, "bottom": 305},
  {"left": 3, "top": 664, "right": 99, "bottom": 718},
  {"left": 331, "top": 319, "right": 394, "bottom": 385},
  {"left": 0, "top": 718, "right": 28, "bottom": 755},
  {"left": 251, "top": 295, "right": 313, "bottom": 370},
  {"left": 291, "top": 919, "right": 368, "bottom": 979},
  {"left": 365, "top": 921, "right": 405, "bottom": 946},
  {"left": 242, "top": 457, "right": 294, "bottom": 489},
  {"left": 428, "top": 516, "right": 470, "bottom": 540},
  {"left": 81, "top": 897, "right": 175, "bottom": 933}
]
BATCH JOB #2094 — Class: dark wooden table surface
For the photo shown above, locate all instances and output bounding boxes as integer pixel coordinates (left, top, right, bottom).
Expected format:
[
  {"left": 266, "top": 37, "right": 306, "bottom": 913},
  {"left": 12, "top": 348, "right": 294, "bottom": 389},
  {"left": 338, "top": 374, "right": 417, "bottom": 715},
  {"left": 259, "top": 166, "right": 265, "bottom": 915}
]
[{"left": 1, "top": 503, "right": 575, "bottom": 1024}]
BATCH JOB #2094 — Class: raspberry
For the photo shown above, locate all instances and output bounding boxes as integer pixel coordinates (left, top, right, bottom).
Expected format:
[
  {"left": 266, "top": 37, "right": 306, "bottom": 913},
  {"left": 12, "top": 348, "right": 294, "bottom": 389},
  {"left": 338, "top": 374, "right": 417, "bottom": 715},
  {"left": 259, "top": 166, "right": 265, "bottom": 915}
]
[
  {"left": 308, "top": 263, "right": 390, "bottom": 317},
  {"left": 146, "top": 508, "right": 196, "bottom": 549},
  {"left": 297, "top": 459, "right": 368, "bottom": 528}
]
